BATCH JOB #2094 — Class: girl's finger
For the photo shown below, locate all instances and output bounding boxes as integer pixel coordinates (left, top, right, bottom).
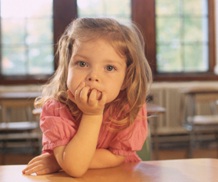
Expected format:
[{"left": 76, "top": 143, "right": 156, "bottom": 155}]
[
  {"left": 99, "top": 92, "right": 107, "bottom": 106},
  {"left": 36, "top": 165, "right": 60, "bottom": 175},
  {"left": 79, "top": 86, "right": 90, "bottom": 102},
  {"left": 23, "top": 164, "right": 36, "bottom": 172},
  {"left": 74, "top": 82, "right": 85, "bottom": 97},
  {"left": 96, "top": 90, "right": 102, "bottom": 100},
  {"left": 88, "top": 89, "right": 97, "bottom": 105},
  {"left": 27, "top": 155, "right": 42, "bottom": 164},
  {"left": 23, "top": 164, "right": 43, "bottom": 175}
]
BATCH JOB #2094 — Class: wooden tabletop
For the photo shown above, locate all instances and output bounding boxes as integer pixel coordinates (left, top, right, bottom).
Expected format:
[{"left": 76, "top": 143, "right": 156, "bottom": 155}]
[{"left": 0, "top": 158, "right": 217, "bottom": 182}]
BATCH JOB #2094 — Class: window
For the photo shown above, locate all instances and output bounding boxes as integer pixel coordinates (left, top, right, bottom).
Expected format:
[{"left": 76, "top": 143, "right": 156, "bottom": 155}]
[
  {"left": 0, "top": 0, "right": 216, "bottom": 84},
  {"left": 136, "top": 0, "right": 216, "bottom": 81},
  {"left": 156, "top": 0, "right": 209, "bottom": 73},
  {"left": 0, "top": 0, "right": 53, "bottom": 81}
]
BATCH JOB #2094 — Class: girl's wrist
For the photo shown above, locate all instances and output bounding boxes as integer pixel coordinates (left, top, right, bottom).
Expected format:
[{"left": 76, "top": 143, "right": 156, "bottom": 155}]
[{"left": 82, "top": 113, "right": 103, "bottom": 122}]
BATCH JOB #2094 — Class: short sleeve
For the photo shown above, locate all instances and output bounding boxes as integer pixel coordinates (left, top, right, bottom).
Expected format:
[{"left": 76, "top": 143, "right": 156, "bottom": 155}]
[
  {"left": 108, "top": 104, "right": 148, "bottom": 157},
  {"left": 40, "top": 100, "right": 78, "bottom": 152}
]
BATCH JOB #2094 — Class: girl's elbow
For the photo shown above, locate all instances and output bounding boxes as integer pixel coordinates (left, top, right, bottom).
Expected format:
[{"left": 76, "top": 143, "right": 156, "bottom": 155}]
[
  {"left": 65, "top": 167, "right": 87, "bottom": 178},
  {"left": 114, "top": 155, "right": 125, "bottom": 166},
  {"left": 56, "top": 152, "right": 88, "bottom": 177},
  {"left": 62, "top": 162, "right": 88, "bottom": 178}
]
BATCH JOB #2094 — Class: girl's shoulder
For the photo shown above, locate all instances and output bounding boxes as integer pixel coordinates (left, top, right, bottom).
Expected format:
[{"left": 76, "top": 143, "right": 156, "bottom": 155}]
[
  {"left": 42, "top": 99, "right": 72, "bottom": 118},
  {"left": 43, "top": 98, "right": 66, "bottom": 109}
]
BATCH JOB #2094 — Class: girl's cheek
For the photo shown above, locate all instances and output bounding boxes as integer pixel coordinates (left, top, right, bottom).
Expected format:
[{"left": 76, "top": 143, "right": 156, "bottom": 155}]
[
  {"left": 66, "top": 84, "right": 76, "bottom": 96},
  {"left": 67, "top": 90, "right": 75, "bottom": 100}
]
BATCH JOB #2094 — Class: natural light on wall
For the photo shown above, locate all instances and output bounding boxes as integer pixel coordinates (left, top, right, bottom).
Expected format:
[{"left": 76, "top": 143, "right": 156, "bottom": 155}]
[{"left": 0, "top": 0, "right": 53, "bottom": 76}]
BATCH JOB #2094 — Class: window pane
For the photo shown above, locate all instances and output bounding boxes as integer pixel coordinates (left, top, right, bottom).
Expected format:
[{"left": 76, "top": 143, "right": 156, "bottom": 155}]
[
  {"left": 157, "top": 44, "right": 182, "bottom": 72},
  {"left": 1, "top": 19, "right": 26, "bottom": 44},
  {"left": 183, "top": 0, "right": 208, "bottom": 16},
  {"left": 2, "top": 46, "right": 26, "bottom": 75},
  {"left": 28, "top": 45, "right": 53, "bottom": 74},
  {"left": 1, "top": 0, "right": 52, "bottom": 18},
  {"left": 156, "top": 17, "right": 181, "bottom": 43},
  {"left": 77, "top": 0, "right": 131, "bottom": 22},
  {"left": 184, "top": 44, "right": 208, "bottom": 72},
  {"left": 156, "top": 0, "right": 180, "bottom": 16},
  {"left": 183, "top": 17, "right": 208, "bottom": 42},
  {"left": 155, "top": 0, "right": 209, "bottom": 73},
  {"left": 0, "top": 0, "right": 53, "bottom": 76},
  {"left": 27, "top": 19, "right": 53, "bottom": 44}
]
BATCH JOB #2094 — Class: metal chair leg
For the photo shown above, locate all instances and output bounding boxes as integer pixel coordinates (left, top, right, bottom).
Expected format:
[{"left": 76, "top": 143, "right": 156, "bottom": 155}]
[
  {"left": 215, "top": 132, "right": 218, "bottom": 157},
  {"left": 187, "top": 130, "right": 196, "bottom": 158}
]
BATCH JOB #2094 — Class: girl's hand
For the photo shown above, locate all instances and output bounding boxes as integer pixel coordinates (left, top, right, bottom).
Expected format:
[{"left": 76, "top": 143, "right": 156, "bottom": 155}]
[
  {"left": 68, "top": 82, "right": 107, "bottom": 115},
  {"left": 22, "top": 153, "right": 61, "bottom": 175}
]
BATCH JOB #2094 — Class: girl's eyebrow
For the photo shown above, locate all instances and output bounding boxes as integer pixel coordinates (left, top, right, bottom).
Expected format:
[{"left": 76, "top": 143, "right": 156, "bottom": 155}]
[
  {"left": 104, "top": 59, "right": 125, "bottom": 66},
  {"left": 73, "top": 54, "right": 88, "bottom": 59},
  {"left": 73, "top": 53, "right": 125, "bottom": 66}
]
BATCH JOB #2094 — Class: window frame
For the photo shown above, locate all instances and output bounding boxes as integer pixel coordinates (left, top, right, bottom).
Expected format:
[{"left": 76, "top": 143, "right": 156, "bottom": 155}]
[{"left": 0, "top": 0, "right": 216, "bottom": 85}]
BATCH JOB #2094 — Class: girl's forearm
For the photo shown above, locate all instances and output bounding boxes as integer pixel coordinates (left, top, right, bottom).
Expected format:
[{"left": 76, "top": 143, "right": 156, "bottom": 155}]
[
  {"left": 89, "top": 149, "right": 125, "bottom": 169},
  {"left": 54, "top": 114, "right": 103, "bottom": 177}
]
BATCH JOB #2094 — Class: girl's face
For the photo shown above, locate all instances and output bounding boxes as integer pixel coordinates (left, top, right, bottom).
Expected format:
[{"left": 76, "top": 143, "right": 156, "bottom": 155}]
[{"left": 67, "top": 38, "right": 127, "bottom": 104}]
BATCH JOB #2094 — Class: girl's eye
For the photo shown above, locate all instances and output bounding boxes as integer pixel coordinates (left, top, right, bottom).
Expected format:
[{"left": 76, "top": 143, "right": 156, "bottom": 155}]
[
  {"left": 77, "top": 61, "right": 87, "bottom": 67},
  {"left": 106, "top": 65, "right": 115, "bottom": 71}
]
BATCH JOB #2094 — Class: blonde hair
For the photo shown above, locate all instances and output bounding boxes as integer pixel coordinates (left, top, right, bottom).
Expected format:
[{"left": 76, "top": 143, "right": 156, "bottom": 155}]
[{"left": 35, "top": 17, "right": 152, "bottom": 130}]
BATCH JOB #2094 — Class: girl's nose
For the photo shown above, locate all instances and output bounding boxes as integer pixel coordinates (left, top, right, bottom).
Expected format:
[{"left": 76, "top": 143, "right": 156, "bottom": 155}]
[
  {"left": 88, "top": 76, "right": 99, "bottom": 82},
  {"left": 87, "top": 70, "right": 99, "bottom": 82}
]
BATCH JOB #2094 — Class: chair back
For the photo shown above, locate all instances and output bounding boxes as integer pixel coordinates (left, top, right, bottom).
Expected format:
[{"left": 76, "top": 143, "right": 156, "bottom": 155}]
[
  {"left": 181, "top": 87, "right": 218, "bottom": 124},
  {"left": 0, "top": 99, "right": 34, "bottom": 123}
]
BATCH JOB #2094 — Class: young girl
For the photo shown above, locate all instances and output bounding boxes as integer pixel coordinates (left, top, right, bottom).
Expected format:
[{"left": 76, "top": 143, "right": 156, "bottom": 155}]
[{"left": 22, "top": 17, "right": 152, "bottom": 177}]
